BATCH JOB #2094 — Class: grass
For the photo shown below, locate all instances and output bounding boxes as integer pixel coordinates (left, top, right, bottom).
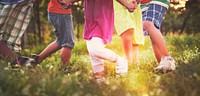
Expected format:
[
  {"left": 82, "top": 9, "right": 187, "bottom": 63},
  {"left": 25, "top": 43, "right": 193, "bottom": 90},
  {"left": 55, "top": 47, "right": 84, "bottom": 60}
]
[{"left": 0, "top": 34, "right": 200, "bottom": 96}]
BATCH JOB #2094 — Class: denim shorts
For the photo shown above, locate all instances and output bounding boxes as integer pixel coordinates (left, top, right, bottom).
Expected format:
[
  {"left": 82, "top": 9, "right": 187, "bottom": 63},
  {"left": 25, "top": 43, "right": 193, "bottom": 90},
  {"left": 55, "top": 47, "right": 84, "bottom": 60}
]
[{"left": 48, "top": 13, "right": 75, "bottom": 49}]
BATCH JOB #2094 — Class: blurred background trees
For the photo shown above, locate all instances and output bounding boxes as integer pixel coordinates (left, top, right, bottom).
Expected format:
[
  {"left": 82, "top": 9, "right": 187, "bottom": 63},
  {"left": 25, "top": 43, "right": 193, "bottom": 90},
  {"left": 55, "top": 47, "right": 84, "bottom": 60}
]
[
  {"left": 163, "top": 0, "right": 200, "bottom": 35},
  {"left": 23, "top": 0, "right": 200, "bottom": 49}
]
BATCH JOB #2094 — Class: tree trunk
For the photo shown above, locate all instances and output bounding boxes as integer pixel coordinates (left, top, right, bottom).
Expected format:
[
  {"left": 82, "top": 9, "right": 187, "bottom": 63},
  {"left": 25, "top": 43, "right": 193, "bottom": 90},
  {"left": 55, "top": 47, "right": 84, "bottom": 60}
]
[
  {"left": 34, "top": 1, "right": 41, "bottom": 43},
  {"left": 33, "top": 20, "right": 37, "bottom": 45},
  {"left": 77, "top": 23, "right": 80, "bottom": 40},
  {"left": 179, "top": 10, "right": 192, "bottom": 35}
]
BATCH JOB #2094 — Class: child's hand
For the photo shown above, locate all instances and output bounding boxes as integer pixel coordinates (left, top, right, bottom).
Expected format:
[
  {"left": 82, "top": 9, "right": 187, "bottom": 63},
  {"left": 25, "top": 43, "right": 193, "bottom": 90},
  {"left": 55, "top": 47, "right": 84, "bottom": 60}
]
[
  {"left": 58, "top": 0, "right": 73, "bottom": 9},
  {"left": 126, "top": 0, "right": 137, "bottom": 12},
  {"left": 132, "top": 0, "right": 138, "bottom": 8}
]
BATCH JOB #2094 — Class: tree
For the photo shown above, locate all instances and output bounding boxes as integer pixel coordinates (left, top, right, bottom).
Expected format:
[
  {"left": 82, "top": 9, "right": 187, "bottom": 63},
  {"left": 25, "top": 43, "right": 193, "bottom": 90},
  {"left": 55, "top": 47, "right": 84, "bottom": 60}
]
[
  {"left": 162, "top": 0, "right": 200, "bottom": 35},
  {"left": 72, "top": 1, "right": 84, "bottom": 40},
  {"left": 183, "top": 0, "right": 200, "bottom": 34}
]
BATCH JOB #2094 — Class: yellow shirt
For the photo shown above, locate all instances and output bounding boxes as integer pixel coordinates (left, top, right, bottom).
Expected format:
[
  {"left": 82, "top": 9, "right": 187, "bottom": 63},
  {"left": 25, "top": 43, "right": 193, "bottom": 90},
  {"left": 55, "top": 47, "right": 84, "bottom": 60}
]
[{"left": 114, "top": 1, "right": 144, "bottom": 44}]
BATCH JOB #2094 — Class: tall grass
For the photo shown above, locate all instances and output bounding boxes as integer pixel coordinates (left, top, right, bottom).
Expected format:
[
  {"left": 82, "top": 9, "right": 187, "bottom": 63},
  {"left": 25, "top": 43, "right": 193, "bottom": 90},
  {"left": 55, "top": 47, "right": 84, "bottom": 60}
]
[{"left": 0, "top": 34, "right": 200, "bottom": 96}]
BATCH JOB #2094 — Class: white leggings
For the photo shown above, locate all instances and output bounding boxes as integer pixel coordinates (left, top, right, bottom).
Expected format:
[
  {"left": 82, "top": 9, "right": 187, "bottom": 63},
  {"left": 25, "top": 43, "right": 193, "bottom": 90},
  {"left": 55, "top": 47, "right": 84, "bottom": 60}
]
[{"left": 86, "top": 37, "right": 118, "bottom": 73}]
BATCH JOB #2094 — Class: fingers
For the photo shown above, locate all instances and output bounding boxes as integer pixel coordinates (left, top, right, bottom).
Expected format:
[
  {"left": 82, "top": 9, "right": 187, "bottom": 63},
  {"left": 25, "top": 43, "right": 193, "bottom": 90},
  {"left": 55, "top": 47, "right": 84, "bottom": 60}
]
[
  {"left": 126, "top": 0, "right": 137, "bottom": 12},
  {"left": 59, "top": 0, "right": 73, "bottom": 9},
  {"left": 136, "top": 0, "right": 140, "bottom": 4}
]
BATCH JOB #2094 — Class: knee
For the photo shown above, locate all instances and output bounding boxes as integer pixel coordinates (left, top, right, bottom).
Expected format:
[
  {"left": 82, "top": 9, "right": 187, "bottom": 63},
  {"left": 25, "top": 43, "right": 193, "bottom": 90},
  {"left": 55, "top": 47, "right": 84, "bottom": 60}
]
[
  {"left": 88, "top": 47, "right": 102, "bottom": 56},
  {"left": 122, "top": 35, "right": 132, "bottom": 42},
  {"left": 143, "top": 21, "right": 154, "bottom": 31},
  {"left": 121, "top": 29, "right": 132, "bottom": 41}
]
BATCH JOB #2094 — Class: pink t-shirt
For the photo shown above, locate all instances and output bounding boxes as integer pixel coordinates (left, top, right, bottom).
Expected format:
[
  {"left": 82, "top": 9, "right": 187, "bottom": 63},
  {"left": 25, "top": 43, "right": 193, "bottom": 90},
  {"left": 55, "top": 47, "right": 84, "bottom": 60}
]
[{"left": 83, "top": 0, "right": 114, "bottom": 44}]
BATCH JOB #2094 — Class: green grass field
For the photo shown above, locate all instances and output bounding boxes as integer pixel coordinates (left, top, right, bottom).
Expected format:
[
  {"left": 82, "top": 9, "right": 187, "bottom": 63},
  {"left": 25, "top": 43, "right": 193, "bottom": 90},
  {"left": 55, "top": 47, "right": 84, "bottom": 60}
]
[{"left": 0, "top": 34, "right": 200, "bottom": 96}]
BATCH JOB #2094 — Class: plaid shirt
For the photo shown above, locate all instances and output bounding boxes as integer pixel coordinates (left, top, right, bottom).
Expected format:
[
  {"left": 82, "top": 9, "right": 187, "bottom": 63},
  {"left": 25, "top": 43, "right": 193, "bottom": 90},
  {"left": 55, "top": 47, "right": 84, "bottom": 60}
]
[{"left": 0, "top": 0, "right": 33, "bottom": 53}]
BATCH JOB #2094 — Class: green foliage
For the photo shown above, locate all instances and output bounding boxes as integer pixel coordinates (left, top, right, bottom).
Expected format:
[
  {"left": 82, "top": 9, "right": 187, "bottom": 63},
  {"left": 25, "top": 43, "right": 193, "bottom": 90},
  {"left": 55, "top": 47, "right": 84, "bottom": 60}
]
[
  {"left": 162, "top": 7, "right": 183, "bottom": 34},
  {"left": 161, "top": 0, "right": 200, "bottom": 35},
  {"left": 0, "top": 35, "right": 200, "bottom": 96}
]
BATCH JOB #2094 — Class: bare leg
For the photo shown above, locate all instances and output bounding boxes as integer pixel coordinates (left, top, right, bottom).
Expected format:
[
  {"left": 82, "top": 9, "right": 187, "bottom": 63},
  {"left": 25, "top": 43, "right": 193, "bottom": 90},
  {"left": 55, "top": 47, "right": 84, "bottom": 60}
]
[
  {"left": 143, "top": 21, "right": 169, "bottom": 61},
  {"left": 120, "top": 28, "right": 139, "bottom": 65},
  {"left": 37, "top": 41, "right": 61, "bottom": 63},
  {"left": 61, "top": 47, "right": 72, "bottom": 65},
  {"left": 132, "top": 44, "right": 139, "bottom": 65},
  {"left": 0, "top": 41, "right": 18, "bottom": 61},
  {"left": 121, "top": 29, "right": 133, "bottom": 62},
  {"left": 150, "top": 38, "right": 162, "bottom": 62}
]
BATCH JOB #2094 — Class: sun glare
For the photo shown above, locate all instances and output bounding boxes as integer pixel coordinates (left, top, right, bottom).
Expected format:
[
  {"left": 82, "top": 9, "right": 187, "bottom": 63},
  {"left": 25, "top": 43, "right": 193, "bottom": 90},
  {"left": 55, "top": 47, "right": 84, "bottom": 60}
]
[{"left": 170, "top": 0, "right": 187, "bottom": 10}]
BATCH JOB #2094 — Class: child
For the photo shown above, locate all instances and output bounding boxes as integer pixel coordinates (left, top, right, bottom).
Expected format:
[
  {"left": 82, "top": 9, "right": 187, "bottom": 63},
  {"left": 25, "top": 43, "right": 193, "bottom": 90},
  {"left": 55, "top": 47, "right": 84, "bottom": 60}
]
[
  {"left": 0, "top": 0, "right": 37, "bottom": 67},
  {"left": 84, "top": 0, "right": 138, "bottom": 82},
  {"left": 114, "top": 0, "right": 144, "bottom": 65},
  {"left": 141, "top": 0, "right": 176, "bottom": 72},
  {"left": 62, "top": 0, "right": 136, "bottom": 83},
  {"left": 31, "top": 0, "right": 75, "bottom": 66}
]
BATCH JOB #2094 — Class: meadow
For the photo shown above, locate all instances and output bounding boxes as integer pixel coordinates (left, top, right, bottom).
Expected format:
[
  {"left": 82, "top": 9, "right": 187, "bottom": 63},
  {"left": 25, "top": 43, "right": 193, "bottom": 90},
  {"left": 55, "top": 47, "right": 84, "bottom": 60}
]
[{"left": 0, "top": 34, "right": 200, "bottom": 96}]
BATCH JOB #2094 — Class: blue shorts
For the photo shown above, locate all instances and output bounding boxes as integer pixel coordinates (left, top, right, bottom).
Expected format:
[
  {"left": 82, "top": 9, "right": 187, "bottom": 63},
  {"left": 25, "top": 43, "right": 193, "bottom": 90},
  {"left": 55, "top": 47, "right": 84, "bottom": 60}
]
[
  {"left": 142, "top": 4, "right": 167, "bottom": 35},
  {"left": 48, "top": 13, "right": 75, "bottom": 49}
]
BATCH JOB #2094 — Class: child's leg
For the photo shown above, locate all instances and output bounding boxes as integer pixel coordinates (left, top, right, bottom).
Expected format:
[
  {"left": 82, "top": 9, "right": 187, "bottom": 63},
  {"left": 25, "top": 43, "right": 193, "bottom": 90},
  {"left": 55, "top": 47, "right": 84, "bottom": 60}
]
[
  {"left": 86, "top": 38, "right": 105, "bottom": 82},
  {"left": 56, "top": 14, "right": 74, "bottom": 65},
  {"left": 0, "top": 41, "right": 18, "bottom": 60},
  {"left": 37, "top": 41, "right": 61, "bottom": 63},
  {"left": 150, "top": 38, "right": 162, "bottom": 62},
  {"left": 142, "top": 4, "right": 175, "bottom": 71},
  {"left": 120, "top": 29, "right": 139, "bottom": 65},
  {"left": 121, "top": 29, "right": 133, "bottom": 62},
  {"left": 144, "top": 22, "right": 176, "bottom": 71},
  {"left": 89, "top": 54, "right": 105, "bottom": 82},
  {"left": 132, "top": 44, "right": 139, "bottom": 65},
  {"left": 86, "top": 37, "right": 118, "bottom": 62},
  {"left": 86, "top": 37, "right": 128, "bottom": 75},
  {"left": 143, "top": 21, "right": 169, "bottom": 58},
  {"left": 142, "top": 4, "right": 169, "bottom": 60},
  {"left": 61, "top": 47, "right": 72, "bottom": 65}
]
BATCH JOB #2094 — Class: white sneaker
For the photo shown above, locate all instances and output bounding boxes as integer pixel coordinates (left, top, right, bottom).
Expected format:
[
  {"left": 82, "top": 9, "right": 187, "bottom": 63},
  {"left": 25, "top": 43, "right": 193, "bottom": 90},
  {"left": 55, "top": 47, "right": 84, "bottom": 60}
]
[
  {"left": 116, "top": 57, "right": 128, "bottom": 75},
  {"left": 155, "top": 56, "right": 176, "bottom": 73}
]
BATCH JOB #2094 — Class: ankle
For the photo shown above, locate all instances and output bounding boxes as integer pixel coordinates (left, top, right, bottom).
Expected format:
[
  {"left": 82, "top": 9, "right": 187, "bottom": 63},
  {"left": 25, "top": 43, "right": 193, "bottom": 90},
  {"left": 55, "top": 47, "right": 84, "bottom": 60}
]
[
  {"left": 162, "top": 55, "right": 172, "bottom": 60},
  {"left": 115, "top": 56, "right": 121, "bottom": 64},
  {"left": 94, "top": 71, "right": 105, "bottom": 83},
  {"left": 31, "top": 54, "right": 40, "bottom": 63}
]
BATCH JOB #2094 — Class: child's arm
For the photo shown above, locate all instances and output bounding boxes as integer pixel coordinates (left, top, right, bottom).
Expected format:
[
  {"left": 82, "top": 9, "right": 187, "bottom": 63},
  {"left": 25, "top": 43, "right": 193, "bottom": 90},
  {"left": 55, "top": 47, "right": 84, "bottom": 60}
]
[{"left": 117, "top": 0, "right": 137, "bottom": 12}]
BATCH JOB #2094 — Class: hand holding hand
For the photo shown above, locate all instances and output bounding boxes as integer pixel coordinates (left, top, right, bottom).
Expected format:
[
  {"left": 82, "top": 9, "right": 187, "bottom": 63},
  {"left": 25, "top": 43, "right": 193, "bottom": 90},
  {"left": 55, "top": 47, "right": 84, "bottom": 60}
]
[
  {"left": 126, "top": 0, "right": 137, "bottom": 12},
  {"left": 58, "top": 0, "right": 73, "bottom": 9}
]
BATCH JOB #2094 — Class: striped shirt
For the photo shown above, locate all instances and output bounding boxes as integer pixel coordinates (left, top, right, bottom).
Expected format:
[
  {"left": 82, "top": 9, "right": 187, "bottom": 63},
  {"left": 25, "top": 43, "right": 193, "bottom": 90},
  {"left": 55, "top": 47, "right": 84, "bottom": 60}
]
[{"left": 141, "top": 0, "right": 170, "bottom": 12}]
